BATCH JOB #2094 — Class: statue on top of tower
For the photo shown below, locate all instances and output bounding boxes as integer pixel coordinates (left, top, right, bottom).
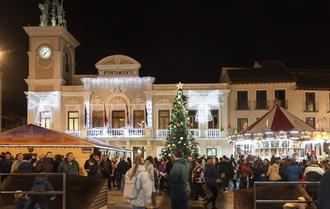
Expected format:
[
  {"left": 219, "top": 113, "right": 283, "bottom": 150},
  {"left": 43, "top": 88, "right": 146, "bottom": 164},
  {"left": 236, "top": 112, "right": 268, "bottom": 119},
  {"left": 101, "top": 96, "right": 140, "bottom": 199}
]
[{"left": 38, "top": 0, "right": 67, "bottom": 27}]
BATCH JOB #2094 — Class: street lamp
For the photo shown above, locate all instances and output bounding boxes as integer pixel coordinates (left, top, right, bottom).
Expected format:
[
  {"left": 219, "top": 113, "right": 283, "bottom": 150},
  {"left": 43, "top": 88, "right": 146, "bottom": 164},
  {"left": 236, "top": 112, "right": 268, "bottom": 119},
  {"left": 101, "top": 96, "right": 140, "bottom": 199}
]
[{"left": 0, "top": 50, "right": 3, "bottom": 132}]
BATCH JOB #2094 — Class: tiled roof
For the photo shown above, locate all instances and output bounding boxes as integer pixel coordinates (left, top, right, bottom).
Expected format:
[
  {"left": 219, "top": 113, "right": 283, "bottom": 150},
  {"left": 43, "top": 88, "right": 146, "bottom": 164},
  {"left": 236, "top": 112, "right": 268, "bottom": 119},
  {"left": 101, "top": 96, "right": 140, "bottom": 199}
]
[{"left": 222, "top": 61, "right": 330, "bottom": 89}]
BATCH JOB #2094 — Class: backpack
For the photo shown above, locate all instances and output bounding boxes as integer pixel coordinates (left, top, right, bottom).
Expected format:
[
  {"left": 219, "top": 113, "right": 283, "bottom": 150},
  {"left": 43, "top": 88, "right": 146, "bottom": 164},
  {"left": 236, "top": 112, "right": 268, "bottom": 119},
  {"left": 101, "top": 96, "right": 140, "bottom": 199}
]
[{"left": 123, "top": 169, "right": 141, "bottom": 200}]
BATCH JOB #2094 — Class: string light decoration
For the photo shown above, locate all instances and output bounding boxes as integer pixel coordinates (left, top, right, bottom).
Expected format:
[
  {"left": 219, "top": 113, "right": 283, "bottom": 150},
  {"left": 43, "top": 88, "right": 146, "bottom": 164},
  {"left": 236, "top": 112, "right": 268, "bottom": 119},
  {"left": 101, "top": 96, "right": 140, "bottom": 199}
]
[
  {"left": 27, "top": 91, "right": 60, "bottom": 126},
  {"left": 81, "top": 77, "right": 155, "bottom": 90},
  {"left": 188, "top": 90, "right": 220, "bottom": 124}
]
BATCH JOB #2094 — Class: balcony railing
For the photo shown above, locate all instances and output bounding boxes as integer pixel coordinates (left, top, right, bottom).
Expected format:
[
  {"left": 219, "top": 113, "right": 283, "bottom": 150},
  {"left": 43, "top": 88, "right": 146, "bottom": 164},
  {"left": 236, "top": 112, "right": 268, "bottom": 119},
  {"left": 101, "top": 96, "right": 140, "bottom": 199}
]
[
  {"left": 65, "top": 130, "right": 81, "bottom": 137},
  {"left": 274, "top": 99, "right": 288, "bottom": 109},
  {"left": 190, "top": 129, "right": 200, "bottom": 138},
  {"left": 206, "top": 129, "right": 227, "bottom": 138},
  {"left": 254, "top": 100, "right": 270, "bottom": 110},
  {"left": 156, "top": 129, "right": 226, "bottom": 139},
  {"left": 236, "top": 101, "right": 250, "bottom": 110},
  {"left": 87, "top": 128, "right": 145, "bottom": 138},
  {"left": 156, "top": 129, "right": 169, "bottom": 139},
  {"left": 304, "top": 103, "right": 319, "bottom": 112}
]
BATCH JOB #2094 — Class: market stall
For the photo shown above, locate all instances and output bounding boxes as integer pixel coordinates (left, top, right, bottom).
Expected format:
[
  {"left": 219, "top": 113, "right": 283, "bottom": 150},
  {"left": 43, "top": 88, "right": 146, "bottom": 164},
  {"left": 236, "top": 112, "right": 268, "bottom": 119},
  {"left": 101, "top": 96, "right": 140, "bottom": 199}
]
[
  {"left": 228, "top": 105, "right": 322, "bottom": 159},
  {"left": 0, "top": 124, "right": 131, "bottom": 175}
]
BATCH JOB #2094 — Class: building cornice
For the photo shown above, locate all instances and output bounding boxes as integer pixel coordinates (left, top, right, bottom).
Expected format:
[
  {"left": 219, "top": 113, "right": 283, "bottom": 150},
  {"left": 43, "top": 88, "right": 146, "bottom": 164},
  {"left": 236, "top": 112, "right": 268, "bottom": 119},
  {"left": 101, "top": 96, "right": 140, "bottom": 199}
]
[{"left": 23, "top": 26, "right": 80, "bottom": 48}]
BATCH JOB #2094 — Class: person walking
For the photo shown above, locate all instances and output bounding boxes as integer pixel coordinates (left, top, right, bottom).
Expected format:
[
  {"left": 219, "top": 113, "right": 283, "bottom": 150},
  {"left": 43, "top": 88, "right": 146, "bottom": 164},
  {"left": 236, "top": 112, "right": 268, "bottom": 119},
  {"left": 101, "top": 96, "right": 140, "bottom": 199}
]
[
  {"left": 318, "top": 168, "right": 330, "bottom": 209},
  {"left": 204, "top": 158, "right": 219, "bottom": 209},
  {"left": 285, "top": 159, "right": 301, "bottom": 181},
  {"left": 238, "top": 160, "right": 251, "bottom": 189},
  {"left": 191, "top": 158, "right": 206, "bottom": 201},
  {"left": 57, "top": 152, "right": 80, "bottom": 175},
  {"left": 124, "top": 155, "right": 153, "bottom": 209},
  {"left": 116, "top": 157, "right": 130, "bottom": 190},
  {"left": 267, "top": 160, "right": 282, "bottom": 181},
  {"left": 168, "top": 150, "right": 190, "bottom": 209},
  {"left": 100, "top": 155, "right": 113, "bottom": 190},
  {"left": 11, "top": 153, "right": 24, "bottom": 173},
  {"left": 145, "top": 156, "right": 158, "bottom": 208}
]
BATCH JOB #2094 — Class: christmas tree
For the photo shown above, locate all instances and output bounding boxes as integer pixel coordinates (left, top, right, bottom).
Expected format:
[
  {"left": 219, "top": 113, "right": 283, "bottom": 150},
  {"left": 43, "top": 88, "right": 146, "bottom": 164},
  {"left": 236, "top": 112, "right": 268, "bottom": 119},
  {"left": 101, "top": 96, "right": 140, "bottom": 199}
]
[{"left": 162, "top": 83, "right": 199, "bottom": 158}]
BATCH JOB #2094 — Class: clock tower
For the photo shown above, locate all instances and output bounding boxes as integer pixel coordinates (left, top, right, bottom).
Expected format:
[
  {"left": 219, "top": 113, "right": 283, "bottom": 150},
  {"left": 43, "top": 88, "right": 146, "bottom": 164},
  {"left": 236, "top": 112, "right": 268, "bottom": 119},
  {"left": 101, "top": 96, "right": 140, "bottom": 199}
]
[
  {"left": 24, "top": 0, "right": 80, "bottom": 130},
  {"left": 24, "top": 26, "right": 79, "bottom": 91}
]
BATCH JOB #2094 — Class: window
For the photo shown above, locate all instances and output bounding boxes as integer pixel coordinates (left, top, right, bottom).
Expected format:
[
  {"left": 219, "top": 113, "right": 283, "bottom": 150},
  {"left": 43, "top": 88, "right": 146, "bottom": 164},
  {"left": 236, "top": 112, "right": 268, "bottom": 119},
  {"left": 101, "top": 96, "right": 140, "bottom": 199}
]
[
  {"left": 68, "top": 111, "right": 79, "bottom": 130},
  {"left": 237, "top": 118, "right": 248, "bottom": 133},
  {"left": 158, "top": 110, "right": 170, "bottom": 129},
  {"left": 133, "top": 110, "right": 145, "bottom": 128},
  {"left": 275, "top": 90, "right": 286, "bottom": 108},
  {"left": 237, "top": 91, "right": 249, "bottom": 110},
  {"left": 305, "top": 92, "right": 316, "bottom": 112},
  {"left": 188, "top": 110, "right": 198, "bottom": 129},
  {"left": 92, "top": 110, "right": 103, "bottom": 128},
  {"left": 112, "top": 111, "right": 125, "bottom": 128},
  {"left": 40, "top": 111, "right": 51, "bottom": 128},
  {"left": 256, "top": 90, "right": 267, "bottom": 109},
  {"left": 206, "top": 148, "right": 217, "bottom": 157},
  {"left": 306, "top": 117, "right": 316, "bottom": 128},
  {"left": 208, "top": 110, "right": 219, "bottom": 129}
]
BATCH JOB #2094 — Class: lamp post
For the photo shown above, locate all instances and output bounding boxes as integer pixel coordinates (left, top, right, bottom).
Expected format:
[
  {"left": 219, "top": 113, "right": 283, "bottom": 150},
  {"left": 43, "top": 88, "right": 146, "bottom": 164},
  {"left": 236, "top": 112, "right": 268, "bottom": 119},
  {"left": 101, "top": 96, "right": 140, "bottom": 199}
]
[{"left": 0, "top": 51, "right": 3, "bottom": 132}]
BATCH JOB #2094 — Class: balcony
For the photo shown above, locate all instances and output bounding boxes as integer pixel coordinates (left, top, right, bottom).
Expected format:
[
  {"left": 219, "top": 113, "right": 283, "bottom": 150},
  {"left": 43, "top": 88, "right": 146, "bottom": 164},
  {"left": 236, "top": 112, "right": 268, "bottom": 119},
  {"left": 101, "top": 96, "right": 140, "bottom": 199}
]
[
  {"left": 304, "top": 103, "right": 319, "bottom": 112},
  {"left": 206, "top": 129, "right": 227, "bottom": 138},
  {"left": 87, "top": 128, "right": 145, "bottom": 138},
  {"left": 156, "top": 129, "right": 226, "bottom": 139},
  {"left": 236, "top": 101, "right": 250, "bottom": 110},
  {"left": 65, "top": 130, "right": 81, "bottom": 137},
  {"left": 254, "top": 100, "right": 270, "bottom": 110}
]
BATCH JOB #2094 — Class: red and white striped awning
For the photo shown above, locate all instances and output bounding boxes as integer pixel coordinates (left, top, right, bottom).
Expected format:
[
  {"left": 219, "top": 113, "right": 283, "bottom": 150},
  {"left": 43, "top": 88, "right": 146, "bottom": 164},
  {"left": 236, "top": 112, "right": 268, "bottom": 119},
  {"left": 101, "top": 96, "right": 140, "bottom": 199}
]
[{"left": 244, "top": 105, "right": 315, "bottom": 133}]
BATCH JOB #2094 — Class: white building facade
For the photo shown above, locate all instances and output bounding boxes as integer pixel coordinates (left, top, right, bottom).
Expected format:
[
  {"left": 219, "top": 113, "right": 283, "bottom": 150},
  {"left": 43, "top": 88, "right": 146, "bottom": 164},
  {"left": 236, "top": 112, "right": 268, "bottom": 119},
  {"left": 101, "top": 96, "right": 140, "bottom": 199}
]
[
  {"left": 24, "top": 26, "right": 232, "bottom": 158},
  {"left": 23, "top": 25, "right": 330, "bottom": 159}
]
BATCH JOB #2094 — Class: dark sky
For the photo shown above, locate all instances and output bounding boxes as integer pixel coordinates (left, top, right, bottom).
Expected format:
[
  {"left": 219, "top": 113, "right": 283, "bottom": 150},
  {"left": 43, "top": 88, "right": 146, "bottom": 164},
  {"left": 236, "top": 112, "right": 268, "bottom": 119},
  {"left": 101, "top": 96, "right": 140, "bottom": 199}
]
[{"left": 1, "top": 0, "right": 330, "bottom": 117}]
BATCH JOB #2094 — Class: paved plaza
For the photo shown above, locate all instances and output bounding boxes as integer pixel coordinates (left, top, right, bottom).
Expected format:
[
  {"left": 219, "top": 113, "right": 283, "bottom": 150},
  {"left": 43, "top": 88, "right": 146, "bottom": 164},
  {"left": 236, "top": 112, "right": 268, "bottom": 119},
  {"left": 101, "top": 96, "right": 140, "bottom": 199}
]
[{"left": 108, "top": 190, "right": 234, "bottom": 209}]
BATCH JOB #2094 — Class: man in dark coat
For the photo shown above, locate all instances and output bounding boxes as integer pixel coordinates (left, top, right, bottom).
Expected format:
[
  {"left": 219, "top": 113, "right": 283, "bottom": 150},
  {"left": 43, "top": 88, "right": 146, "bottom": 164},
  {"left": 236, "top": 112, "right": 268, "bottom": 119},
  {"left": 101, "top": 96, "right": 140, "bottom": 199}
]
[
  {"left": 318, "top": 169, "right": 330, "bottom": 209},
  {"left": 100, "top": 155, "right": 113, "bottom": 190},
  {"left": 168, "top": 150, "right": 190, "bottom": 209},
  {"left": 115, "top": 157, "right": 129, "bottom": 190}
]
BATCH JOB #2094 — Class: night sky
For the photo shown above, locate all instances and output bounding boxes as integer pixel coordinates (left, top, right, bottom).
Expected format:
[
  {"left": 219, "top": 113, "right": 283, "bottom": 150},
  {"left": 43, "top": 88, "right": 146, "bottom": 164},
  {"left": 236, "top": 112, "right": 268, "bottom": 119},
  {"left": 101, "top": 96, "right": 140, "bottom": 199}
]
[{"left": 1, "top": 0, "right": 330, "bottom": 117}]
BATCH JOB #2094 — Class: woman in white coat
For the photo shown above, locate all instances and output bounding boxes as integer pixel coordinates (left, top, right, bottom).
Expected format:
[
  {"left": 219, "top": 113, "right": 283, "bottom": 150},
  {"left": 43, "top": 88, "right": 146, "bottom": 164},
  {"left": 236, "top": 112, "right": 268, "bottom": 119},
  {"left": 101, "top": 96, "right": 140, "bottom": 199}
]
[
  {"left": 125, "top": 155, "right": 153, "bottom": 209},
  {"left": 145, "top": 156, "right": 157, "bottom": 207}
]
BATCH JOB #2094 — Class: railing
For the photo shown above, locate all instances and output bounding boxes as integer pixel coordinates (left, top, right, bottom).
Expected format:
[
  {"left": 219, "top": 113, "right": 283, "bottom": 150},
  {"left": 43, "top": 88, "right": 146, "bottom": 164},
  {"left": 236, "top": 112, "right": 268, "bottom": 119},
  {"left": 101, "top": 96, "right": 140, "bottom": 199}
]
[
  {"left": 65, "top": 130, "right": 81, "bottom": 137},
  {"left": 206, "top": 129, "right": 227, "bottom": 138},
  {"left": 190, "top": 129, "right": 200, "bottom": 138},
  {"left": 236, "top": 101, "right": 250, "bottom": 110},
  {"left": 0, "top": 173, "right": 66, "bottom": 209},
  {"left": 87, "top": 128, "right": 145, "bottom": 138},
  {"left": 156, "top": 129, "right": 169, "bottom": 139},
  {"left": 253, "top": 181, "right": 319, "bottom": 209},
  {"left": 254, "top": 100, "right": 270, "bottom": 110},
  {"left": 304, "top": 103, "right": 319, "bottom": 112},
  {"left": 156, "top": 129, "right": 226, "bottom": 139}
]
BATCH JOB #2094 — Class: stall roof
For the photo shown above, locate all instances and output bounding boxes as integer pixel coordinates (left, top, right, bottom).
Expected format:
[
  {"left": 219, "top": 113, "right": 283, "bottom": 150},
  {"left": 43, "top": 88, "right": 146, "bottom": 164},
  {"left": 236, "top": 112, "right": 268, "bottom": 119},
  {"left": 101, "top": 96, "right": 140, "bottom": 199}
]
[
  {"left": 244, "top": 105, "right": 315, "bottom": 133},
  {"left": 0, "top": 124, "right": 131, "bottom": 152}
]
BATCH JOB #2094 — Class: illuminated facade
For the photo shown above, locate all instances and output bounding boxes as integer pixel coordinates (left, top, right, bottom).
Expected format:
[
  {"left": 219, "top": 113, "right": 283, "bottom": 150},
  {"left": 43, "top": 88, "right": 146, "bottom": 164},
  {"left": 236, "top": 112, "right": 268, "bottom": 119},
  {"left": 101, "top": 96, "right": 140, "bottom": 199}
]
[{"left": 24, "top": 26, "right": 232, "bottom": 158}]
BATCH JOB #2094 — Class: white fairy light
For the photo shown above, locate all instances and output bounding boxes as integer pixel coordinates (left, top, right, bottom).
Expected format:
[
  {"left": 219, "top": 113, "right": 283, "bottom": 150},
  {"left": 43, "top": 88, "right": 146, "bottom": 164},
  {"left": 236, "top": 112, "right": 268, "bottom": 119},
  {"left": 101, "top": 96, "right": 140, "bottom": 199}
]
[
  {"left": 188, "top": 90, "right": 220, "bottom": 124},
  {"left": 81, "top": 77, "right": 155, "bottom": 90},
  {"left": 27, "top": 91, "right": 60, "bottom": 126},
  {"left": 146, "top": 100, "right": 152, "bottom": 128}
]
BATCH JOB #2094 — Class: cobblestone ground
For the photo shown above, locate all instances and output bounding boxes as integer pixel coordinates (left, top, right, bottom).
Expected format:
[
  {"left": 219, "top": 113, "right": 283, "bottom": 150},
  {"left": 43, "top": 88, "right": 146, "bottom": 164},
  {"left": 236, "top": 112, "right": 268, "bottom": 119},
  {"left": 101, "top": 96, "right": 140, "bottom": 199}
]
[{"left": 108, "top": 190, "right": 234, "bottom": 209}]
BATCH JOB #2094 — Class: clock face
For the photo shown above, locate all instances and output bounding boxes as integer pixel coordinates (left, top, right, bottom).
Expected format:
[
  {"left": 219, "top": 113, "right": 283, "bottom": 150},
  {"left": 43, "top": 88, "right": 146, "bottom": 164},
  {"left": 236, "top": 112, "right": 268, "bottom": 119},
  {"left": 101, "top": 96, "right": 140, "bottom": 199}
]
[{"left": 39, "top": 46, "right": 52, "bottom": 59}]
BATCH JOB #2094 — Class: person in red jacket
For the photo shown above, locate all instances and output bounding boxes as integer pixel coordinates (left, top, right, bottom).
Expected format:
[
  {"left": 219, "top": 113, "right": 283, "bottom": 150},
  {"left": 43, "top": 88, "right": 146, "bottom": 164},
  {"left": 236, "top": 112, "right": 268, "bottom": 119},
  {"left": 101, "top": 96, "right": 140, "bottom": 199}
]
[{"left": 238, "top": 160, "right": 251, "bottom": 189}]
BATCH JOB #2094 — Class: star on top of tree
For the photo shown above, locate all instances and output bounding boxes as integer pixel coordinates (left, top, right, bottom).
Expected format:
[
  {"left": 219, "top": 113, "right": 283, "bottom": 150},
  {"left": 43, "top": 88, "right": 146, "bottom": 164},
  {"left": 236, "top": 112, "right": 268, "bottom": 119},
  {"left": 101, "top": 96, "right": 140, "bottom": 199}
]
[{"left": 177, "top": 82, "right": 183, "bottom": 89}]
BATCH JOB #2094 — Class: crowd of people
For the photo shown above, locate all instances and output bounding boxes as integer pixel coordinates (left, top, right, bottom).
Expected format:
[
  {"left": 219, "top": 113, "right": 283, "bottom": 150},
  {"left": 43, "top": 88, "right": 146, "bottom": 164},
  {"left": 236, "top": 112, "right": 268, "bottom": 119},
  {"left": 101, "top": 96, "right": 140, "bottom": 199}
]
[{"left": 1, "top": 150, "right": 330, "bottom": 209}]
